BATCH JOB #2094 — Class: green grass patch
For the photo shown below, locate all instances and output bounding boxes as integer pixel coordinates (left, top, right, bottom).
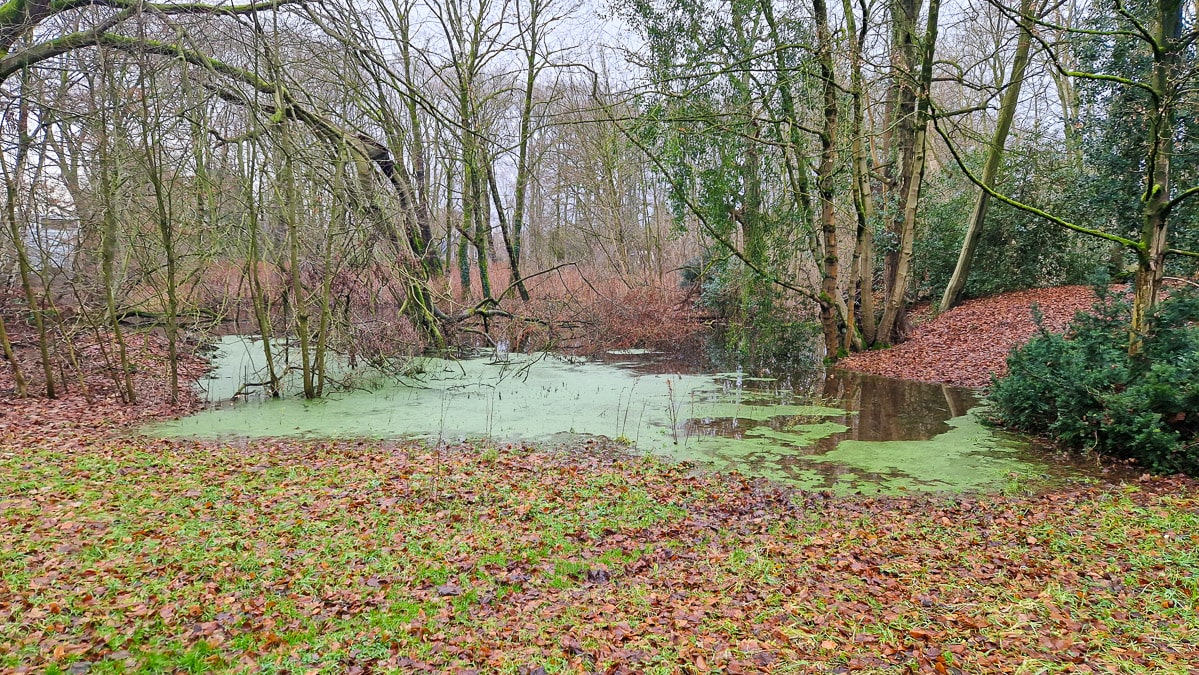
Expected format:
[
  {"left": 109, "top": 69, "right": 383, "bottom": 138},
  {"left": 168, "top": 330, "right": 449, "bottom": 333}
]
[{"left": 1, "top": 438, "right": 1196, "bottom": 672}]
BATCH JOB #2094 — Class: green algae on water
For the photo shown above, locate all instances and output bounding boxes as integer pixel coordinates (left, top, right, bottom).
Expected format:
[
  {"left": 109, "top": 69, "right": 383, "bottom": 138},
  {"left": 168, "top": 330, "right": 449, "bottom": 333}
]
[
  {"left": 151, "top": 336, "right": 1092, "bottom": 495},
  {"left": 747, "top": 421, "right": 851, "bottom": 446},
  {"left": 662, "top": 423, "right": 851, "bottom": 489},
  {"left": 803, "top": 412, "right": 1035, "bottom": 493},
  {"left": 687, "top": 402, "right": 846, "bottom": 422},
  {"left": 156, "top": 346, "right": 727, "bottom": 447}
]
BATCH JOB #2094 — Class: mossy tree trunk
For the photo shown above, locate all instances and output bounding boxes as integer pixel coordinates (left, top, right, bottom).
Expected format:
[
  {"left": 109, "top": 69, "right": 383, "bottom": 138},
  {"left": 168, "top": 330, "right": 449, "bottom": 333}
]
[
  {"left": 813, "top": 0, "right": 843, "bottom": 358},
  {"left": 1129, "top": 0, "right": 1184, "bottom": 354},
  {"left": 842, "top": 0, "right": 877, "bottom": 351},
  {"left": 877, "top": 0, "right": 940, "bottom": 345}
]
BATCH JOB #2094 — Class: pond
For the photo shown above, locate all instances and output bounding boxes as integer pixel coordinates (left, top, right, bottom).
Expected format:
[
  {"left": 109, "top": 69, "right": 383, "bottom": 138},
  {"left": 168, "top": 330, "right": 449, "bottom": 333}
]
[{"left": 147, "top": 336, "right": 1104, "bottom": 494}]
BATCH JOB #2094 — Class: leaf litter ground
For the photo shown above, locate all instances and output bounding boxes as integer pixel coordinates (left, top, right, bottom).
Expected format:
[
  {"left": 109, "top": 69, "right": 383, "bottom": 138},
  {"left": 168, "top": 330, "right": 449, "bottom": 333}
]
[
  {"left": 839, "top": 286, "right": 1100, "bottom": 387},
  {"left": 2, "top": 435, "right": 1196, "bottom": 673}
]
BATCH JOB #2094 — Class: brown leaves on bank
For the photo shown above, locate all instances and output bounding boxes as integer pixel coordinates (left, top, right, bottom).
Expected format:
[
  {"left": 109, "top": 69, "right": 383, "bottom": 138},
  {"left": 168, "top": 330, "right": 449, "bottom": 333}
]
[
  {"left": 0, "top": 327, "right": 203, "bottom": 446},
  {"left": 840, "top": 286, "right": 1101, "bottom": 387}
]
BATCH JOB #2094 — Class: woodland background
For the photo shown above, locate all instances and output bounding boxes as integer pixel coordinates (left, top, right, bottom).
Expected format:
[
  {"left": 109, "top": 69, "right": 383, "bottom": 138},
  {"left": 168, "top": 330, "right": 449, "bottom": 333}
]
[{"left": 0, "top": 0, "right": 1196, "bottom": 401}]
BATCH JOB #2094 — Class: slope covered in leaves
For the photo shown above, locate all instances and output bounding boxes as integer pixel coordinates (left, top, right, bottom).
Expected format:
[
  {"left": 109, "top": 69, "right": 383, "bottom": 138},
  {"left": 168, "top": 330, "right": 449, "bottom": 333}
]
[
  {"left": 840, "top": 286, "right": 1099, "bottom": 387},
  {"left": 2, "top": 436, "right": 1197, "bottom": 674},
  {"left": 0, "top": 328, "right": 204, "bottom": 436}
]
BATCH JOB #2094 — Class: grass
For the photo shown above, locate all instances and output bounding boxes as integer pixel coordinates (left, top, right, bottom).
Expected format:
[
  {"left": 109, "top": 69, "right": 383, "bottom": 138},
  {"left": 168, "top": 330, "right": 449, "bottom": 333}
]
[{"left": 1, "top": 436, "right": 1197, "bottom": 673}]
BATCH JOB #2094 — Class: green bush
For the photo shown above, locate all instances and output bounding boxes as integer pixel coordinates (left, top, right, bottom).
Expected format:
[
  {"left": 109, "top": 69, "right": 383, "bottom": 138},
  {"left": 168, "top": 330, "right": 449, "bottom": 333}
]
[
  {"left": 988, "top": 287, "right": 1199, "bottom": 475},
  {"left": 912, "top": 141, "right": 1111, "bottom": 303}
]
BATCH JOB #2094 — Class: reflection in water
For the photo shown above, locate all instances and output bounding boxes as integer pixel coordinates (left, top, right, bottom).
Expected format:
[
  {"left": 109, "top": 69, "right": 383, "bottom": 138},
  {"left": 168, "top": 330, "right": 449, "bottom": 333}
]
[
  {"left": 821, "top": 369, "right": 976, "bottom": 443},
  {"left": 679, "top": 367, "right": 976, "bottom": 449},
  {"left": 149, "top": 336, "right": 1112, "bottom": 494}
]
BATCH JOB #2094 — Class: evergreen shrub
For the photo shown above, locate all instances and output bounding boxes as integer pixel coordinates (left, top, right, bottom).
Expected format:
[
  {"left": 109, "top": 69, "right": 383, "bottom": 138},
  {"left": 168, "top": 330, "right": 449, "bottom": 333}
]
[{"left": 989, "top": 287, "right": 1199, "bottom": 475}]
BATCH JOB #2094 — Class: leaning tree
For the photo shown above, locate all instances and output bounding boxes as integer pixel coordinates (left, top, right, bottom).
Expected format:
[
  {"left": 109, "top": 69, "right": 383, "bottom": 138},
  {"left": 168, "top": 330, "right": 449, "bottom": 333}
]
[{"left": 934, "top": 0, "right": 1199, "bottom": 353}]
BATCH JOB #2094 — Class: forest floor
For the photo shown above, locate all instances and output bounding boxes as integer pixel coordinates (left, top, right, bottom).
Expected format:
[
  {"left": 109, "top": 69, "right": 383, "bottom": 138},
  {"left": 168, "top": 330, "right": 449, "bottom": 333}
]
[
  {"left": 2, "top": 285, "right": 1198, "bottom": 674},
  {"left": 2, "top": 437, "right": 1196, "bottom": 674},
  {"left": 839, "top": 286, "right": 1101, "bottom": 388}
]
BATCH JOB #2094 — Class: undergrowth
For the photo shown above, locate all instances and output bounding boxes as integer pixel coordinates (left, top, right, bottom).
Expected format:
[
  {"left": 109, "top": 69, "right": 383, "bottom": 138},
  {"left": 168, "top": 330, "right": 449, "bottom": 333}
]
[{"left": 989, "top": 286, "right": 1199, "bottom": 474}]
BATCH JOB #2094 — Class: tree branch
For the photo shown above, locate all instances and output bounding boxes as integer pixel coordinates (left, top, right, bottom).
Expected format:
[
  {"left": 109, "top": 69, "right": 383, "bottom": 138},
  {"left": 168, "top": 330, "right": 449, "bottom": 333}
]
[
  {"left": 49, "top": 0, "right": 306, "bottom": 16},
  {"left": 1166, "top": 184, "right": 1199, "bottom": 214},
  {"left": 930, "top": 103, "right": 1143, "bottom": 252},
  {"left": 0, "top": 10, "right": 133, "bottom": 79}
]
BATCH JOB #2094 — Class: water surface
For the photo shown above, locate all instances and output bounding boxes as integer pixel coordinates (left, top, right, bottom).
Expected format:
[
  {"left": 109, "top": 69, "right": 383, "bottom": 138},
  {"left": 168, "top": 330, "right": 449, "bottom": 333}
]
[{"left": 149, "top": 336, "right": 1101, "bottom": 494}]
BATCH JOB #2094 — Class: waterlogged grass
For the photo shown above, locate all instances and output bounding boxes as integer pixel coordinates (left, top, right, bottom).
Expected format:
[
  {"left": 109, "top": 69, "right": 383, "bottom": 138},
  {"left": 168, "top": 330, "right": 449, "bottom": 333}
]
[{"left": 1, "top": 438, "right": 1196, "bottom": 673}]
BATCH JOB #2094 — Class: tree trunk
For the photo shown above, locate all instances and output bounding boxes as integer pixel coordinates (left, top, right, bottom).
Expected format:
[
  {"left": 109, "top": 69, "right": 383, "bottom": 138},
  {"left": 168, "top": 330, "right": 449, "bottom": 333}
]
[
  {"left": 242, "top": 141, "right": 282, "bottom": 398},
  {"left": 505, "top": 0, "right": 545, "bottom": 302},
  {"left": 0, "top": 311, "right": 25, "bottom": 397},
  {"left": 98, "top": 142, "right": 137, "bottom": 404},
  {"left": 940, "top": 0, "right": 1034, "bottom": 312},
  {"left": 142, "top": 114, "right": 181, "bottom": 404},
  {"left": 814, "top": 0, "right": 843, "bottom": 358},
  {"left": 484, "top": 155, "right": 528, "bottom": 300},
  {"left": 758, "top": 0, "right": 812, "bottom": 219},
  {"left": 1130, "top": 0, "right": 1183, "bottom": 354},
  {"left": 843, "top": 0, "right": 876, "bottom": 350},
  {"left": 398, "top": 12, "right": 440, "bottom": 275},
  {"left": 281, "top": 145, "right": 315, "bottom": 400},
  {"left": 878, "top": 0, "right": 940, "bottom": 344},
  {"left": 3, "top": 92, "right": 55, "bottom": 398},
  {"left": 878, "top": 0, "right": 921, "bottom": 345},
  {"left": 472, "top": 161, "right": 493, "bottom": 300}
]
